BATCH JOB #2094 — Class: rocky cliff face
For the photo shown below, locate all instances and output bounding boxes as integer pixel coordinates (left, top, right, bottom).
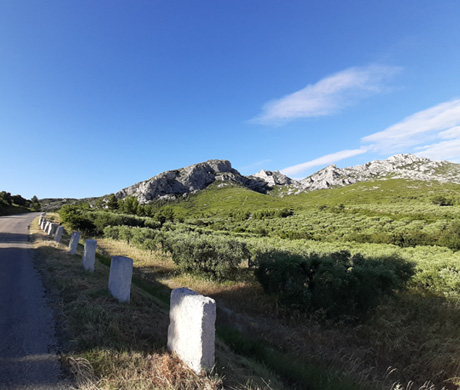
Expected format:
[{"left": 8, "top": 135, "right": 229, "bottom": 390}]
[
  {"left": 295, "top": 154, "right": 460, "bottom": 193},
  {"left": 251, "top": 169, "right": 299, "bottom": 187},
  {"left": 115, "top": 154, "right": 460, "bottom": 202},
  {"left": 115, "top": 159, "right": 268, "bottom": 203}
]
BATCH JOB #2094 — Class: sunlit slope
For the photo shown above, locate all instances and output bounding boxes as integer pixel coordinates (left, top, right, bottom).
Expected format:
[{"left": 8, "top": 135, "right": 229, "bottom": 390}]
[
  {"left": 164, "top": 178, "right": 460, "bottom": 218},
  {"left": 286, "top": 178, "right": 460, "bottom": 206},
  {"left": 163, "top": 182, "right": 292, "bottom": 218}
]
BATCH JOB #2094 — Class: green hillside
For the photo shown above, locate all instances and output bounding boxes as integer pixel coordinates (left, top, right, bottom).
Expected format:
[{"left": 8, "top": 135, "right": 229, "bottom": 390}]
[
  {"left": 57, "top": 177, "right": 460, "bottom": 389},
  {"left": 160, "top": 178, "right": 460, "bottom": 215}
]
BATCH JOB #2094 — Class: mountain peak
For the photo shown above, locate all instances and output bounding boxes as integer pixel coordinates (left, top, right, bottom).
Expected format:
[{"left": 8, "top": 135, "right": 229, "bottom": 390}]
[
  {"left": 251, "top": 169, "right": 298, "bottom": 187},
  {"left": 115, "top": 159, "right": 268, "bottom": 203},
  {"left": 113, "top": 154, "right": 460, "bottom": 203},
  {"left": 294, "top": 154, "right": 460, "bottom": 194}
]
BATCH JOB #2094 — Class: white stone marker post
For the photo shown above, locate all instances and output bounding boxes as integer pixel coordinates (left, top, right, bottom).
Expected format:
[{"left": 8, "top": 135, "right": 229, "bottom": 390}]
[
  {"left": 54, "top": 226, "right": 64, "bottom": 243},
  {"left": 45, "top": 221, "right": 52, "bottom": 235},
  {"left": 108, "top": 256, "right": 133, "bottom": 303},
  {"left": 49, "top": 223, "right": 58, "bottom": 237},
  {"left": 39, "top": 215, "right": 44, "bottom": 226},
  {"left": 82, "top": 239, "right": 97, "bottom": 272},
  {"left": 167, "top": 287, "right": 216, "bottom": 374},
  {"left": 40, "top": 219, "right": 46, "bottom": 230},
  {"left": 68, "top": 232, "right": 81, "bottom": 254}
]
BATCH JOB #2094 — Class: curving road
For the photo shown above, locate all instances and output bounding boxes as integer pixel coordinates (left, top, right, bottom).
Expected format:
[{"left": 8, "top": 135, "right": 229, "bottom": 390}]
[{"left": 0, "top": 213, "right": 69, "bottom": 389}]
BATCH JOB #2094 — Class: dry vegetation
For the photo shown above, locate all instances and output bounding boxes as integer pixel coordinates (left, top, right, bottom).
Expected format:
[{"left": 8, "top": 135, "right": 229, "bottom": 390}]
[
  {"left": 31, "top": 216, "right": 285, "bottom": 390},
  {"left": 97, "top": 234, "right": 460, "bottom": 389},
  {"left": 34, "top": 213, "right": 460, "bottom": 390}
]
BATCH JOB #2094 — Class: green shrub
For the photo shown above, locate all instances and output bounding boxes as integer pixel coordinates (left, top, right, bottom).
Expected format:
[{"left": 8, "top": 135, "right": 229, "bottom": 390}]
[
  {"left": 168, "top": 233, "right": 250, "bottom": 279},
  {"left": 255, "top": 250, "right": 414, "bottom": 318},
  {"left": 431, "top": 195, "right": 454, "bottom": 206},
  {"left": 59, "top": 205, "right": 96, "bottom": 235}
]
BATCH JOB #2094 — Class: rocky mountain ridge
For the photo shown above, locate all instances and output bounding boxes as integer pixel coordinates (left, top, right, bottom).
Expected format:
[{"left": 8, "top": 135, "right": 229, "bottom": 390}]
[
  {"left": 293, "top": 154, "right": 460, "bottom": 195},
  {"left": 115, "top": 160, "right": 268, "bottom": 203},
  {"left": 115, "top": 154, "right": 460, "bottom": 203}
]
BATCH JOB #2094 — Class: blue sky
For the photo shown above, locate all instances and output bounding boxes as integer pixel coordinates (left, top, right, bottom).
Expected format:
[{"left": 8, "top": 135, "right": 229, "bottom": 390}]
[{"left": 1, "top": 1, "right": 460, "bottom": 199}]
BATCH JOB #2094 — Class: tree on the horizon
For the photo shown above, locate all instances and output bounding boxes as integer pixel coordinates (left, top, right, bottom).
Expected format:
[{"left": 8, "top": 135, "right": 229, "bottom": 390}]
[
  {"left": 31, "top": 195, "right": 41, "bottom": 211},
  {"left": 107, "top": 194, "right": 119, "bottom": 210}
]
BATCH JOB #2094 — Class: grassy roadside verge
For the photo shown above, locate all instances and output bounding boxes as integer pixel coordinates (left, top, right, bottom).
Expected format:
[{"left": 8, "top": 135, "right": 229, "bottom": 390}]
[
  {"left": 32, "top": 215, "right": 376, "bottom": 390},
  {"left": 30, "top": 217, "right": 287, "bottom": 390},
  {"left": 34, "top": 214, "right": 460, "bottom": 390}
]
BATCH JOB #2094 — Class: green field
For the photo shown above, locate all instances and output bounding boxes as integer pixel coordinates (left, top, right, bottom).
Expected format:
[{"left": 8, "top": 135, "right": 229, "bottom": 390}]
[{"left": 58, "top": 178, "right": 460, "bottom": 389}]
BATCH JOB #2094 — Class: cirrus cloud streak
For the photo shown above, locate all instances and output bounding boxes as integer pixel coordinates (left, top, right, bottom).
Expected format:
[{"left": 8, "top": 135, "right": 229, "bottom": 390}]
[
  {"left": 280, "top": 148, "right": 369, "bottom": 177},
  {"left": 253, "top": 65, "right": 401, "bottom": 125},
  {"left": 280, "top": 98, "right": 460, "bottom": 179}
]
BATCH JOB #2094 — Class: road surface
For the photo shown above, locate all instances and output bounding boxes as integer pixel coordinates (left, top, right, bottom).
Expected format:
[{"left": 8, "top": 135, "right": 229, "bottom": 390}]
[{"left": 0, "top": 213, "right": 69, "bottom": 389}]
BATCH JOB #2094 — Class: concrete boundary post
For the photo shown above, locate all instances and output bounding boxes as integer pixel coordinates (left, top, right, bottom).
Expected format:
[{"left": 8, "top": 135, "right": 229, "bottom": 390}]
[
  {"left": 69, "top": 232, "right": 81, "bottom": 254},
  {"left": 49, "top": 223, "right": 58, "bottom": 237},
  {"left": 108, "top": 256, "right": 133, "bottom": 303},
  {"left": 167, "top": 287, "right": 216, "bottom": 374},
  {"left": 54, "top": 226, "right": 64, "bottom": 243},
  {"left": 45, "top": 221, "right": 52, "bottom": 235},
  {"left": 82, "top": 239, "right": 97, "bottom": 272}
]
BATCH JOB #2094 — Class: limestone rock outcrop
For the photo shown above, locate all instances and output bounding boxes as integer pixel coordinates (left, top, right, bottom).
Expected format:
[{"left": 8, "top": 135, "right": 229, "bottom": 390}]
[
  {"left": 115, "top": 159, "right": 268, "bottom": 203},
  {"left": 251, "top": 169, "right": 299, "bottom": 187},
  {"left": 114, "top": 154, "right": 460, "bottom": 203},
  {"left": 296, "top": 154, "right": 460, "bottom": 193}
]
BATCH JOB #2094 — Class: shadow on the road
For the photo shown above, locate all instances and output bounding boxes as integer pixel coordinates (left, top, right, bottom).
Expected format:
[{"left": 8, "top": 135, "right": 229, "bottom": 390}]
[
  {"left": 0, "top": 355, "right": 65, "bottom": 388},
  {"left": 0, "top": 232, "right": 30, "bottom": 244}
]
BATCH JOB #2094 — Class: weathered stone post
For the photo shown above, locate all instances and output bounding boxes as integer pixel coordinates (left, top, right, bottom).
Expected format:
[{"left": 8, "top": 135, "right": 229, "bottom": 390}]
[
  {"left": 45, "top": 221, "right": 52, "bottom": 235},
  {"left": 49, "top": 223, "right": 58, "bottom": 237},
  {"left": 54, "top": 226, "right": 64, "bottom": 243},
  {"left": 167, "top": 287, "right": 216, "bottom": 374},
  {"left": 68, "top": 232, "right": 81, "bottom": 255},
  {"left": 82, "top": 239, "right": 97, "bottom": 272},
  {"left": 108, "top": 256, "right": 133, "bottom": 303},
  {"left": 39, "top": 215, "right": 44, "bottom": 226},
  {"left": 40, "top": 219, "right": 46, "bottom": 230}
]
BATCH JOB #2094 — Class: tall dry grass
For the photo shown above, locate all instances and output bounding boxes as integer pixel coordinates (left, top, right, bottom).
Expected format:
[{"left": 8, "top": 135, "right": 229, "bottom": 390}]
[
  {"left": 31, "top": 220, "right": 285, "bottom": 390},
  {"left": 94, "top": 237, "right": 460, "bottom": 390}
]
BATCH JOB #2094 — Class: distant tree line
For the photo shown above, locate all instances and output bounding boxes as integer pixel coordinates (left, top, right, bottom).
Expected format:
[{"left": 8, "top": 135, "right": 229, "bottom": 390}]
[{"left": 0, "top": 191, "right": 40, "bottom": 212}]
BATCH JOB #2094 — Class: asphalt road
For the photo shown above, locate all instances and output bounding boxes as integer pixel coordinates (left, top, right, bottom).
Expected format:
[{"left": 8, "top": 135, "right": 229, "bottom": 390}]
[{"left": 0, "top": 213, "right": 69, "bottom": 389}]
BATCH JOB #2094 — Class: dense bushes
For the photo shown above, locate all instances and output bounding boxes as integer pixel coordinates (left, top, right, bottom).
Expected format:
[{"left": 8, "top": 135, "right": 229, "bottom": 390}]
[
  {"left": 167, "top": 233, "right": 251, "bottom": 279},
  {"left": 59, "top": 204, "right": 96, "bottom": 234},
  {"left": 431, "top": 195, "right": 455, "bottom": 206},
  {"left": 59, "top": 205, "right": 162, "bottom": 236},
  {"left": 255, "top": 250, "right": 414, "bottom": 318},
  {"left": 229, "top": 208, "right": 293, "bottom": 221},
  {"left": 103, "top": 224, "right": 250, "bottom": 280}
]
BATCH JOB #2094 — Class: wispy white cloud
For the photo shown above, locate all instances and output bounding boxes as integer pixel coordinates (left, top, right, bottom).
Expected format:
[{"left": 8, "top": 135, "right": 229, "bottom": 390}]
[
  {"left": 252, "top": 65, "right": 401, "bottom": 125},
  {"left": 362, "top": 99, "right": 460, "bottom": 152},
  {"left": 415, "top": 138, "right": 460, "bottom": 162},
  {"left": 414, "top": 126, "right": 460, "bottom": 162},
  {"left": 279, "top": 99, "right": 460, "bottom": 179},
  {"left": 280, "top": 148, "right": 368, "bottom": 177}
]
